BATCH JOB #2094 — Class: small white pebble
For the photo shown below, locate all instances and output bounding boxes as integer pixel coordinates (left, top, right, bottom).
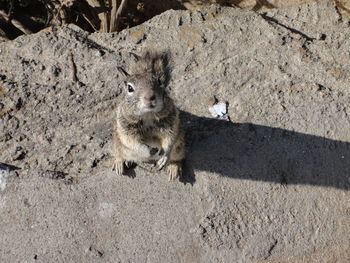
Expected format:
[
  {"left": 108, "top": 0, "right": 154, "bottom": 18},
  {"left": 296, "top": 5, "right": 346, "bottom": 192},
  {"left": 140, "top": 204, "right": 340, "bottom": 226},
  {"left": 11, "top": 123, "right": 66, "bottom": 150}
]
[{"left": 209, "top": 101, "right": 227, "bottom": 118}]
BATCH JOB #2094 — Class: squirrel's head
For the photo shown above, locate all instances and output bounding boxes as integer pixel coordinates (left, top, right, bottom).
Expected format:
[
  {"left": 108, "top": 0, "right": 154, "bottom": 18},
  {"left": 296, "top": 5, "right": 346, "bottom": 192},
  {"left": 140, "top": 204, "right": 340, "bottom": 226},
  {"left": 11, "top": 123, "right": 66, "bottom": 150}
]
[{"left": 118, "top": 52, "right": 170, "bottom": 116}]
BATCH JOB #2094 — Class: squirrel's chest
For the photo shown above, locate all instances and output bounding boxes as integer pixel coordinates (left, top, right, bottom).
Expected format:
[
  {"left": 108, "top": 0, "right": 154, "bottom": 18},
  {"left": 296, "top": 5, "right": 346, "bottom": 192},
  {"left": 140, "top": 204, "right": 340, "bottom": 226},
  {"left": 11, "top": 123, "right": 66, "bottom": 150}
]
[
  {"left": 139, "top": 116, "right": 158, "bottom": 133},
  {"left": 142, "top": 117, "right": 155, "bottom": 128}
]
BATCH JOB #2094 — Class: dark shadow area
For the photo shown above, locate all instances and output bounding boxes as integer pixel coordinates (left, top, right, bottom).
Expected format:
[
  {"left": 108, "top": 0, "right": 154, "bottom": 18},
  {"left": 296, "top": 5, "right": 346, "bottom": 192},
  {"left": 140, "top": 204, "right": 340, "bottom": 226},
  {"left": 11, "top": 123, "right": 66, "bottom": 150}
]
[
  {"left": 180, "top": 111, "right": 350, "bottom": 190},
  {"left": 0, "top": 0, "right": 186, "bottom": 40},
  {"left": 124, "top": 0, "right": 186, "bottom": 30},
  {"left": 0, "top": 0, "right": 280, "bottom": 40}
]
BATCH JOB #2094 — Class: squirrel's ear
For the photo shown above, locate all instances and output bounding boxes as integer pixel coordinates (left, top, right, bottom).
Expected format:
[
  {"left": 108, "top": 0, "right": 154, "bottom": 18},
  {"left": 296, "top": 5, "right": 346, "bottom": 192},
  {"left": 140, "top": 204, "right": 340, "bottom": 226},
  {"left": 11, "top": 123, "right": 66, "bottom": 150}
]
[
  {"left": 152, "top": 56, "right": 162, "bottom": 74},
  {"left": 117, "top": 67, "right": 129, "bottom": 77}
]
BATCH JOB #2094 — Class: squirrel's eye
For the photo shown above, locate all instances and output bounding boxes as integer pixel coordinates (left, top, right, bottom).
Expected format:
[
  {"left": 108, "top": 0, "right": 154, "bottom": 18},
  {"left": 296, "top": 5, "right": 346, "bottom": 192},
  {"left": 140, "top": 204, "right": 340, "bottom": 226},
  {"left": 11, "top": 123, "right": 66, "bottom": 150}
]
[{"left": 127, "top": 83, "right": 134, "bottom": 93}]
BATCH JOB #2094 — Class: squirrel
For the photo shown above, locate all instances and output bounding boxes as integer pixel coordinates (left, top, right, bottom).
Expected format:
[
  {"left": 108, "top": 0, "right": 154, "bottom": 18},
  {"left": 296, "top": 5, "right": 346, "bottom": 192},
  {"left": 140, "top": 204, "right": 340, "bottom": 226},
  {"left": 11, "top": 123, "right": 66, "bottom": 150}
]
[{"left": 113, "top": 51, "right": 185, "bottom": 180}]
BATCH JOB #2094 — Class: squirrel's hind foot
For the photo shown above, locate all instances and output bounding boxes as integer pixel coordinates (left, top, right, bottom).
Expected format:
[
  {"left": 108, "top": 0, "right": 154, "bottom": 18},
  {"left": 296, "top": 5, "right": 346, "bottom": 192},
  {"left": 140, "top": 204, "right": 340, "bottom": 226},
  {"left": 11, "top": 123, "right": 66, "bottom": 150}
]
[
  {"left": 114, "top": 160, "right": 124, "bottom": 176},
  {"left": 167, "top": 161, "right": 182, "bottom": 181},
  {"left": 114, "top": 160, "right": 134, "bottom": 175}
]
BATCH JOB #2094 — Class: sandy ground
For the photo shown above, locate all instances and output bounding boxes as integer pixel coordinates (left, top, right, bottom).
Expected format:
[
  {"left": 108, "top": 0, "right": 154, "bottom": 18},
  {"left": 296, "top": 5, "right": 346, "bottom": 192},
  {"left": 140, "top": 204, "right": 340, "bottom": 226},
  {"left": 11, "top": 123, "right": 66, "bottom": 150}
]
[{"left": 0, "top": 1, "right": 349, "bottom": 262}]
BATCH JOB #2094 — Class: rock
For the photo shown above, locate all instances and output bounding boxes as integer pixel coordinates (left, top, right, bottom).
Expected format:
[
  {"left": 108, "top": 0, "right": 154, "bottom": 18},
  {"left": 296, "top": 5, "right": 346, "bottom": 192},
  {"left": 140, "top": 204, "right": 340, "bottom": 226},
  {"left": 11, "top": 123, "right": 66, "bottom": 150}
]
[{"left": 0, "top": 1, "right": 349, "bottom": 262}]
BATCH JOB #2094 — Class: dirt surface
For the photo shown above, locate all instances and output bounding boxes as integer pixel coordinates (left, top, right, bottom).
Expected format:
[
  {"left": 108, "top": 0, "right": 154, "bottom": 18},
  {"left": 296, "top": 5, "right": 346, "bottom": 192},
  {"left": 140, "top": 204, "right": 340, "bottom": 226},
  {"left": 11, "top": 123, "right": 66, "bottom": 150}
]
[{"left": 0, "top": 0, "right": 350, "bottom": 262}]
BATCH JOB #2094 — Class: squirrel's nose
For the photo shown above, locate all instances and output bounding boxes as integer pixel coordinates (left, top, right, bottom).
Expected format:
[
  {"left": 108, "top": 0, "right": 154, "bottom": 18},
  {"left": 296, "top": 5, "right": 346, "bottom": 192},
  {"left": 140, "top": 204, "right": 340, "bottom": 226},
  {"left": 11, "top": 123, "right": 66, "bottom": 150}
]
[{"left": 145, "top": 95, "right": 156, "bottom": 102}]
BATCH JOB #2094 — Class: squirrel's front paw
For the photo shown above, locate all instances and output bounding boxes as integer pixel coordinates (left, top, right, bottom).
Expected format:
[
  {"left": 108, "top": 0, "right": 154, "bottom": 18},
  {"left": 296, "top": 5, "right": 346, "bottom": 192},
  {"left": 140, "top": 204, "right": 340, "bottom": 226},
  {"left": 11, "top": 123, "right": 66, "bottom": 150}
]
[
  {"left": 150, "top": 147, "right": 159, "bottom": 156},
  {"left": 157, "top": 155, "right": 169, "bottom": 171},
  {"left": 139, "top": 144, "right": 153, "bottom": 158}
]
